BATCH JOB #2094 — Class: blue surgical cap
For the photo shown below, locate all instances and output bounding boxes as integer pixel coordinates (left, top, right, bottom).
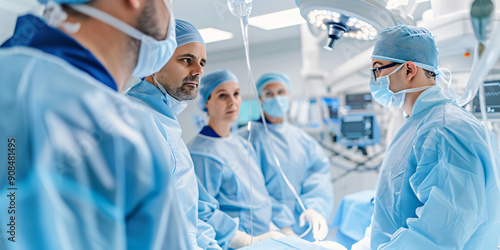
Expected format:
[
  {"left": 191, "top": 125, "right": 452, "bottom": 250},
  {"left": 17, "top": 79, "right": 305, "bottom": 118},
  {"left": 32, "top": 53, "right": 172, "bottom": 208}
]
[
  {"left": 198, "top": 70, "right": 239, "bottom": 112},
  {"left": 372, "top": 25, "right": 439, "bottom": 73},
  {"left": 256, "top": 72, "right": 290, "bottom": 98},
  {"left": 175, "top": 19, "right": 205, "bottom": 47}
]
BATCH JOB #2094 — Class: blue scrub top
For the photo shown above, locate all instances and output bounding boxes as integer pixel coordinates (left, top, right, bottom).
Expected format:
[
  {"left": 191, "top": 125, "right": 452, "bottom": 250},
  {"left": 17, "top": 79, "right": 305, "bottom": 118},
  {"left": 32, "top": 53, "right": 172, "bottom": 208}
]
[
  {"left": 188, "top": 132, "right": 274, "bottom": 236},
  {"left": 371, "top": 86, "right": 500, "bottom": 249},
  {"left": 200, "top": 126, "right": 221, "bottom": 138},
  {"left": 1, "top": 14, "right": 117, "bottom": 91},
  {"left": 0, "top": 15, "right": 191, "bottom": 250}
]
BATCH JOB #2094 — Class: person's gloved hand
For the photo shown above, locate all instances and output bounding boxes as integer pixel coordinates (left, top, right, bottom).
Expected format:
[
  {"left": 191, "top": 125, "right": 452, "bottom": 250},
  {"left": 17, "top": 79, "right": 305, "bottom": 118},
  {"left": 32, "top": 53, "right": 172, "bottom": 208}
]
[
  {"left": 350, "top": 225, "right": 371, "bottom": 250},
  {"left": 299, "top": 209, "right": 328, "bottom": 240},
  {"left": 229, "top": 230, "right": 252, "bottom": 249},
  {"left": 228, "top": 230, "right": 286, "bottom": 249},
  {"left": 280, "top": 226, "right": 298, "bottom": 237},
  {"left": 313, "top": 240, "right": 347, "bottom": 250}
]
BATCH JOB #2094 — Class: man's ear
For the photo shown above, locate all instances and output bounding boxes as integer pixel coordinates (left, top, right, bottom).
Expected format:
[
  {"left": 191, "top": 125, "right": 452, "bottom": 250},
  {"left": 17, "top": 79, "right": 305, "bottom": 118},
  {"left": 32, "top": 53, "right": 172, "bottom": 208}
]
[{"left": 405, "top": 61, "right": 418, "bottom": 81}]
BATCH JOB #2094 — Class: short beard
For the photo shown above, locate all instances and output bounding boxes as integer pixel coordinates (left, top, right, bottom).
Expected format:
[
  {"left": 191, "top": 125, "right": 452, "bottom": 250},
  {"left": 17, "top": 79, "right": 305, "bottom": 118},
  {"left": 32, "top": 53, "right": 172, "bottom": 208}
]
[
  {"left": 135, "top": 0, "right": 164, "bottom": 40},
  {"left": 172, "top": 85, "right": 198, "bottom": 101},
  {"left": 162, "top": 75, "right": 200, "bottom": 101},
  {"left": 125, "top": 0, "right": 163, "bottom": 74}
]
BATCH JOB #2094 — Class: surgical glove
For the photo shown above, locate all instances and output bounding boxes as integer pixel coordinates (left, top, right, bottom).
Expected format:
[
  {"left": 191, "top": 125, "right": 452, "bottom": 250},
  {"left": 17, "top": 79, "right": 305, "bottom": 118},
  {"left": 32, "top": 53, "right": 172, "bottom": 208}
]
[
  {"left": 299, "top": 209, "right": 328, "bottom": 240},
  {"left": 229, "top": 230, "right": 252, "bottom": 249},
  {"left": 313, "top": 241, "right": 347, "bottom": 250},
  {"left": 228, "top": 230, "right": 286, "bottom": 249},
  {"left": 350, "top": 225, "right": 371, "bottom": 250},
  {"left": 281, "top": 226, "right": 298, "bottom": 237}
]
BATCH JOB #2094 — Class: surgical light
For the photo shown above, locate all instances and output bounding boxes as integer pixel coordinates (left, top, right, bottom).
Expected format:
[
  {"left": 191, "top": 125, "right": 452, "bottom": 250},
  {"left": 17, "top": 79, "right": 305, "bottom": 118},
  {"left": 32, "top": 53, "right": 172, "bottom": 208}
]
[
  {"left": 308, "top": 10, "right": 378, "bottom": 42},
  {"left": 323, "top": 22, "right": 348, "bottom": 50},
  {"left": 296, "top": 0, "right": 397, "bottom": 51}
]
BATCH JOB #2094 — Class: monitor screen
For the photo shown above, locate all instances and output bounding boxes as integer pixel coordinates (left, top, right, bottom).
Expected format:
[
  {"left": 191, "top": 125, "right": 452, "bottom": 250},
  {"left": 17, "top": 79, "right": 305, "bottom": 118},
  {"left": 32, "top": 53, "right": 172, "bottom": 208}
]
[
  {"left": 472, "top": 80, "right": 500, "bottom": 114},
  {"left": 345, "top": 93, "right": 373, "bottom": 111},
  {"left": 341, "top": 115, "right": 374, "bottom": 141},
  {"left": 338, "top": 114, "right": 380, "bottom": 146},
  {"left": 320, "top": 97, "right": 340, "bottom": 124}
]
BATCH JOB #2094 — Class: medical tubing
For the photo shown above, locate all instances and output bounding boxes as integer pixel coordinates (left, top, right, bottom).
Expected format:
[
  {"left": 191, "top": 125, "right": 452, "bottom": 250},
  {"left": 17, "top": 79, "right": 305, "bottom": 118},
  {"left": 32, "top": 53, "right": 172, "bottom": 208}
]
[
  {"left": 238, "top": 16, "right": 313, "bottom": 239},
  {"left": 456, "top": 21, "right": 500, "bottom": 106},
  {"left": 235, "top": 16, "right": 255, "bottom": 241},
  {"left": 245, "top": 121, "right": 254, "bottom": 240},
  {"left": 436, "top": 68, "right": 456, "bottom": 99}
]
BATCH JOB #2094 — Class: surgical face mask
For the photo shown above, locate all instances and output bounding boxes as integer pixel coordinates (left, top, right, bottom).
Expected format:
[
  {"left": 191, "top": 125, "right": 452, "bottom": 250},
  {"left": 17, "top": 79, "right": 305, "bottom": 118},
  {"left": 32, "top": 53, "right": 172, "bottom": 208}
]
[
  {"left": 69, "top": 1, "right": 177, "bottom": 78},
  {"left": 262, "top": 96, "right": 290, "bottom": 118},
  {"left": 370, "top": 63, "right": 432, "bottom": 108}
]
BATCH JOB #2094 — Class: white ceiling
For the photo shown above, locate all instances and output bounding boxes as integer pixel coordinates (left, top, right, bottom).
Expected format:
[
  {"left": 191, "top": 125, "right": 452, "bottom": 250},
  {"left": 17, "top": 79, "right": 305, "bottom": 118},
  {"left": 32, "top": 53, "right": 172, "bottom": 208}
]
[
  {"left": 173, "top": 0, "right": 304, "bottom": 55},
  {"left": 172, "top": 0, "right": 432, "bottom": 61}
]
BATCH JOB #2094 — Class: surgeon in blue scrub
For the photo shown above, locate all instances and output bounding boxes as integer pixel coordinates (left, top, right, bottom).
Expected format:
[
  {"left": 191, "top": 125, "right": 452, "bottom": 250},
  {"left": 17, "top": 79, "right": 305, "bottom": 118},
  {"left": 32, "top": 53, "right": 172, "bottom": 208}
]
[
  {"left": 368, "top": 25, "right": 500, "bottom": 249},
  {"left": 126, "top": 20, "right": 233, "bottom": 250},
  {"left": 188, "top": 70, "right": 290, "bottom": 249},
  {"left": 239, "top": 72, "right": 334, "bottom": 241},
  {"left": 0, "top": 0, "right": 191, "bottom": 249}
]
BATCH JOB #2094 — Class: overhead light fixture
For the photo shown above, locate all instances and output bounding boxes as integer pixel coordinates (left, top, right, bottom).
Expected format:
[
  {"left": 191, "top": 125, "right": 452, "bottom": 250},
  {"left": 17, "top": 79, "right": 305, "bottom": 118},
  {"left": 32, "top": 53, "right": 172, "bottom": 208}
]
[
  {"left": 248, "top": 8, "right": 306, "bottom": 30},
  {"left": 296, "top": 0, "right": 397, "bottom": 51},
  {"left": 198, "top": 28, "right": 234, "bottom": 44},
  {"left": 308, "top": 10, "right": 378, "bottom": 41}
]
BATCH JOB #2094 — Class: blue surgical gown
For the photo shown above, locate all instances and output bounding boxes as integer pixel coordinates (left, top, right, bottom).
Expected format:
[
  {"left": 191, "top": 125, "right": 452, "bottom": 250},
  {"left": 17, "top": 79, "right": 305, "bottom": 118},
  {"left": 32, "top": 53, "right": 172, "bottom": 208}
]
[
  {"left": 127, "top": 80, "right": 235, "bottom": 250},
  {"left": 0, "top": 15, "right": 190, "bottom": 250},
  {"left": 371, "top": 86, "right": 500, "bottom": 249},
  {"left": 239, "top": 120, "right": 335, "bottom": 236},
  {"left": 188, "top": 128, "right": 273, "bottom": 236},
  {"left": 198, "top": 177, "right": 240, "bottom": 250}
]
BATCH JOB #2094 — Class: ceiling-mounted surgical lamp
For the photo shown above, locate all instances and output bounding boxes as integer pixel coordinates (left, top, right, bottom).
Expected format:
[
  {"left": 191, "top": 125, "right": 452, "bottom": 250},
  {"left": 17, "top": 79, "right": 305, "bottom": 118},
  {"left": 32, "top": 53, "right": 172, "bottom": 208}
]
[
  {"left": 296, "top": 0, "right": 398, "bottom": 51},
  {"left": 324, "top": 21, "right": 348, "bottom": 50}
]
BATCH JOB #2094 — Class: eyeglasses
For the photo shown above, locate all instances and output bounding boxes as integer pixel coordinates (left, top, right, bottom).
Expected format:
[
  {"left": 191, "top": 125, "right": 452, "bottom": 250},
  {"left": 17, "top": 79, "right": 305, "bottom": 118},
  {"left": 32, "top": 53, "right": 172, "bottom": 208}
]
[{"left": 370, "top": 62, "right": 400, "bottom": 80}]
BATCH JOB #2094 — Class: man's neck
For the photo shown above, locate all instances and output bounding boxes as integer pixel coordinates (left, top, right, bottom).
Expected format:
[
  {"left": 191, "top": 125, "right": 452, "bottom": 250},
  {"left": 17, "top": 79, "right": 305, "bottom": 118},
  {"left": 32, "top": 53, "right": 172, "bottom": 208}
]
[
  {"left": 144, "top": 76, "right": 157, "bottom": 88},
  {"left": 403, "top": 87, "right": 432, "bottom": 117},
  {"left": 264, "top": 113, "right": 284, "bottom": 124},
  {"left": 64, "top": 16, "right": 137, "bottom": 91}
]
